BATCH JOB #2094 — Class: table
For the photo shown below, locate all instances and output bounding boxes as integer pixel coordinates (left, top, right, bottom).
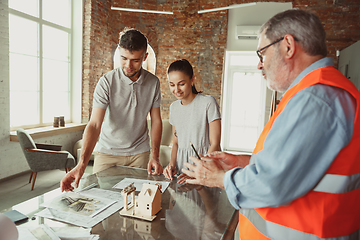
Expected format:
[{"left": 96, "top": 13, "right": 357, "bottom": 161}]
[{"left": 7, "top": 166, "right": 238, "bottom": 240}]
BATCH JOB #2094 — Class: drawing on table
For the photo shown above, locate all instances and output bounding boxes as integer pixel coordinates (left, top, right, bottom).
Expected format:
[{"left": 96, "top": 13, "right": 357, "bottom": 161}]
[
  {"left": 37, "top": 188, "right": 123, "bottom": 228},
  {"left": 43, "top": 191, "right": 115, "bottom": 217},
  {"left": 61, "top": 195, "right": 98, "bottom": 213}
]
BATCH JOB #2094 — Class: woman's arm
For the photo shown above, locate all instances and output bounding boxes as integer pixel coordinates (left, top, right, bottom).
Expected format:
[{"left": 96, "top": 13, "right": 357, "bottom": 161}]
[
  {"left": 206, "top": 119, "right": 221, "bottom": 154},
  {"left": 164, "top": 126, "right": 178, "bottom": 179}
]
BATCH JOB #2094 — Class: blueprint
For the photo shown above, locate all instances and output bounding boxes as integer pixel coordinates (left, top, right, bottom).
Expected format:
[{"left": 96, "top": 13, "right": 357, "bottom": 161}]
[{"left": 36, "top": 188, "right": 123, "bottom": 228}]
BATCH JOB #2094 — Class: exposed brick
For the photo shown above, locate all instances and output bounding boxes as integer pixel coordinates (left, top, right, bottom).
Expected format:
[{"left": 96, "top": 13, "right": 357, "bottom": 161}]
[{"left": 82, "top": 0, "right": 360, "bottom": 121}]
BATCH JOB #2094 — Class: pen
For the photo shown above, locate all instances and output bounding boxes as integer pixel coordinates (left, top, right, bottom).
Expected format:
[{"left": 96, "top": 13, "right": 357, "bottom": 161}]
[{"left": 190, "top": 142, "right": 201, "bottom": 159}]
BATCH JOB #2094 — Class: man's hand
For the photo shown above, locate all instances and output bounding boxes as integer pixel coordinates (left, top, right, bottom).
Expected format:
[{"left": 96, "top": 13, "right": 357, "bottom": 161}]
[
  {"left": 177, "top": 172, "right": 193, "bottom": 184},
  {"left": 147, "top": 157, "right": 163, "bottom": 175},
  {"left": 60, "top": 165, "right": 85, "bottom": 192},
  {"left": 206, "top": 151, "right": 250, "bottom": 170},
  {"left": 181, "top": 156, "right": 226, "bottom": 189}
]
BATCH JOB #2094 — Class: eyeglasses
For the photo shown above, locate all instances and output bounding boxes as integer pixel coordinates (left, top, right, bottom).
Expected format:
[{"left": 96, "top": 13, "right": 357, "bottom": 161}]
[{"left": 256, "top": 37, "right": 284, "bottom": 63}]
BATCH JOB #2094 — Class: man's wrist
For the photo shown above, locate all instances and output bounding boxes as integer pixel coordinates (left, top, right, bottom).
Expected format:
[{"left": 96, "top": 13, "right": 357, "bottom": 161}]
[
  {"left": 150, "top": 150, "right": 159, "bottom": 159},
  {"left": 77, "top": 158, "right": 89, "bottom": 169},
  {"left": 216, "top": 171, "right": 226, "bottom": 189},
  {"left": 150, "top": 156, "right": 160, "bottom": 163}
]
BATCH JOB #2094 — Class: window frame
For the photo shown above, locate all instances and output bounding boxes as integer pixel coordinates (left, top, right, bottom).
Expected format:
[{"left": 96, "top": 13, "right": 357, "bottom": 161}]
[
  {"left": 9, "top": 0, "right": 83, "bottom": 131},
  {"left": 221, "top": 51, "right": 268, "bottom": 153}
]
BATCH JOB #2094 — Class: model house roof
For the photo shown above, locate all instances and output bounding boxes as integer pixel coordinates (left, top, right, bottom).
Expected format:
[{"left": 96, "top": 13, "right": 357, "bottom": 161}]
[{"left": 137, "top": 183, "right": 161, "bottom": 202}]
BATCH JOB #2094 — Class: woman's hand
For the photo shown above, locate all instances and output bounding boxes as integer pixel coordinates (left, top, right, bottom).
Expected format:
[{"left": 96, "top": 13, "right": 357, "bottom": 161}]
[{"left": 163, "top": 165, "right": 177, "bottom": 180}]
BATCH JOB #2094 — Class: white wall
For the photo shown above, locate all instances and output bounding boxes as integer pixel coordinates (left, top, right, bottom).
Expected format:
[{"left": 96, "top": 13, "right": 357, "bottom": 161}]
[
  {"left": 338, "top": 40, "right": 360, "bottom": 91},
  {"left": 0, "top": 2, "right": 83, "bottom": 180},
  {"left": 225, "top": 2, "right": 292, "bottom": 125},
  {"left": 221, "top": 3, "right": 292, "bottom": 158},
  {"left": 226, "top": 2, "right": 292, "bottom": 51}
]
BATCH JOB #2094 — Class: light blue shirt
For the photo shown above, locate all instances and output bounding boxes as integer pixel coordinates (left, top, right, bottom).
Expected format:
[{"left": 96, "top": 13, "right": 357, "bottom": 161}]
[{"left": 223, "top": 57, "right": 356, "bottom": 209}]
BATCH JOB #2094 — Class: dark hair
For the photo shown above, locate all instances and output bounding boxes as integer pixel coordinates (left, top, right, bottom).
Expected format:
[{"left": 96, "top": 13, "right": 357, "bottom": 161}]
[
  {"left": 118, "top": 28, "right": 148, "bottom": 52},
  {"left": 260, "top": 9, "right": 327, "bottom": 57},
  {"left": 167, "top": 59, "right": 202, "bottom": 94}
]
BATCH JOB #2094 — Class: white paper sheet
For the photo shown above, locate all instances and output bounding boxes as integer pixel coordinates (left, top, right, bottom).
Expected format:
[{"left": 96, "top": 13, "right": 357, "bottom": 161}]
[
  {"left": 112, "top": 178, "right": 170, "bottom": 193},
  {"left": 18, "top": 225, "right": 100, "bottom": 240},
  {"left": 0, "top": 213, "right": 18, "bottom": 240},
  {"left": 17, "top": 228, "right": 38, "bottom": 240},
  {"left": 53, "top": 226, "right": 99, "bottom": 240},
  {"left": 41, "top": 191, "right": 116, "bottom": 218},
  {"left": 18, "top": 224, "right": 60, "bottom": 240},
  {"left": 36, "top": 188, "right": 123, "bottom": 228}
]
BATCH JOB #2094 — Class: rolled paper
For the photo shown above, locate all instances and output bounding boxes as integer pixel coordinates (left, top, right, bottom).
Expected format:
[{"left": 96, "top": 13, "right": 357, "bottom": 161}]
[{"left": 0, "top": 213, "right": 19, "bottom": 240}]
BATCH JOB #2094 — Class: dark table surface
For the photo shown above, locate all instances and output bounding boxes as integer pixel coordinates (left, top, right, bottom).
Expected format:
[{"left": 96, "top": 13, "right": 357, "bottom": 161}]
[{"left": 6, "top": 165, "right": 238, "bottom": 240}]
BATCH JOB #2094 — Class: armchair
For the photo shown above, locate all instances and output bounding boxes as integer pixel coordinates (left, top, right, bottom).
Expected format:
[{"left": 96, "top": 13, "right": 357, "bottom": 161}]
[
  {"left": 16, "top": 128, "right": 76, "bottom": 190},
  {"left": 148, "top": 119, "right": 172, "bottom": 167}
]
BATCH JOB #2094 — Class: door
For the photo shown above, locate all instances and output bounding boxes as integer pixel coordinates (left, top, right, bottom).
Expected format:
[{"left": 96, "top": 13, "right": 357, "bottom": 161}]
[{"left": 221, "top": 51, "right": 268, "bottom": 153}]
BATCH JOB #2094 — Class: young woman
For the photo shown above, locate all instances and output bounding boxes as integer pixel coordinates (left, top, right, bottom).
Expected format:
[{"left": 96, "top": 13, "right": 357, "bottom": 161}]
[{"left": 164, "top": 59, "right": 221, "bottom": 180}]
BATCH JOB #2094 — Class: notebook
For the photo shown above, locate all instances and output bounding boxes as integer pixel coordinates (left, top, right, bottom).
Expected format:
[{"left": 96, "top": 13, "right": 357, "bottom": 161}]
[{"left": 3, "top": 210, "right": 29, "bottom": 224}]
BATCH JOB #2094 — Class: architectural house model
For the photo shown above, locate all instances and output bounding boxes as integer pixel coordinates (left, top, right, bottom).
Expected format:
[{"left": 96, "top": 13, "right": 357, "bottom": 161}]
[{"left": 120, "top": 182, "right": 162, "bottom": 221}]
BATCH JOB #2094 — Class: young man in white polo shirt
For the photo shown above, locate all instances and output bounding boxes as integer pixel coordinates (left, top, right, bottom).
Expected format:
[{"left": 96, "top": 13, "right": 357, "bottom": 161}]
[{"left": 61, "top": 29, "right": 163, "bottom": 192}]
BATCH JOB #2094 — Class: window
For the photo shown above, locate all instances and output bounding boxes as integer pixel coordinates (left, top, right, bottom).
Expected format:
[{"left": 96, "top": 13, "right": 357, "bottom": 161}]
[
  {"left": 9, "top": 0, "right": 77, "bottom": 129},
  {"left": 142, "top": 45, "right": 156, "bottom": 75},
  {"left": 221, "top": 51, "right": 268, "bottom": 153}
]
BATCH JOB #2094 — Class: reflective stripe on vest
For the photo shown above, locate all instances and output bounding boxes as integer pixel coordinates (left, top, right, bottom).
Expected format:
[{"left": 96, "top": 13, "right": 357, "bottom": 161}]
[
  {"left": 313, "top": 172, "right": 360, "bottom": 193},
  {"left": 238, "top": 66, "right": 360, "bottom": 239},
  {"left": 240, "top": 208, "right": 360, "bottom": 240}
]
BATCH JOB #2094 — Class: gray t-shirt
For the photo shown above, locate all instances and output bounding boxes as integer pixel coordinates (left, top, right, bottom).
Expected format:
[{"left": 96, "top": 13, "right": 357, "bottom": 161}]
[
  {"left": 93, "top": 67, "right": 161, "bottom": 156},
  {"left": 169, "top": 94, "right": 221, "bottom": 172}
]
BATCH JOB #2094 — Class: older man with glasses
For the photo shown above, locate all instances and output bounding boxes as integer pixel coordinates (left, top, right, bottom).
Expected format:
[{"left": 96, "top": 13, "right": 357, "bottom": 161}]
[{"left": 181, "top": 9, "right": 360, "bottom": 240}]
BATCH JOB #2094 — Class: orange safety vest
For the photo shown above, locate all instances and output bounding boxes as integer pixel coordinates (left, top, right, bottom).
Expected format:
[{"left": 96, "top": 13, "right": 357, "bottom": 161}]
[{"left": 238, "top": 66, "right": 360, "bottom": 240}]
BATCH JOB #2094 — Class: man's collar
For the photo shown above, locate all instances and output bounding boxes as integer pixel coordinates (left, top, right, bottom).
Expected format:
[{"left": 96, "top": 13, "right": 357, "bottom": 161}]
[
  {"left": 283, "top": 57, "right": 334, "bottom": 94},
  {"left": 119, "top": 68, "right": 145, "bottom": 85}
]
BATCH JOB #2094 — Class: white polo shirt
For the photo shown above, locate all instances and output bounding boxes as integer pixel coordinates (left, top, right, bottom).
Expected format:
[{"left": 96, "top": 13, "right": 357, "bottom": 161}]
[{"left": 93, "top": 67, "right": 161, "bottom": 156}]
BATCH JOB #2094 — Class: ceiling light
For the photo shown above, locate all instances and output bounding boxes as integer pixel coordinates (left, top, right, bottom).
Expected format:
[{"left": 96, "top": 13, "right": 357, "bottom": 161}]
[
  {"left": 198, "top": 2, "right": 257, "bottom": 14},
  {"left": 111, "top": 6, "right": 173, "bottom": 15}
]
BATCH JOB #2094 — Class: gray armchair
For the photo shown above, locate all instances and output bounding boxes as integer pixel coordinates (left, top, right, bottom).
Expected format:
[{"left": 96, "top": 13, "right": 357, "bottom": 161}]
[
  {"left": 147, "top": 119, "right": 172, "bottom": 167},
  {"left": 16, "top": 128, "right": 76, "bottom": 190}
]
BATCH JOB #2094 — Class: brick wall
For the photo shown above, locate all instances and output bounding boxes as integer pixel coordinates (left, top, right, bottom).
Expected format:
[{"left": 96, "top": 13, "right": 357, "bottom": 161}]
[{"left": 82, "top": 0, "right": 360, "bottom": 121}]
